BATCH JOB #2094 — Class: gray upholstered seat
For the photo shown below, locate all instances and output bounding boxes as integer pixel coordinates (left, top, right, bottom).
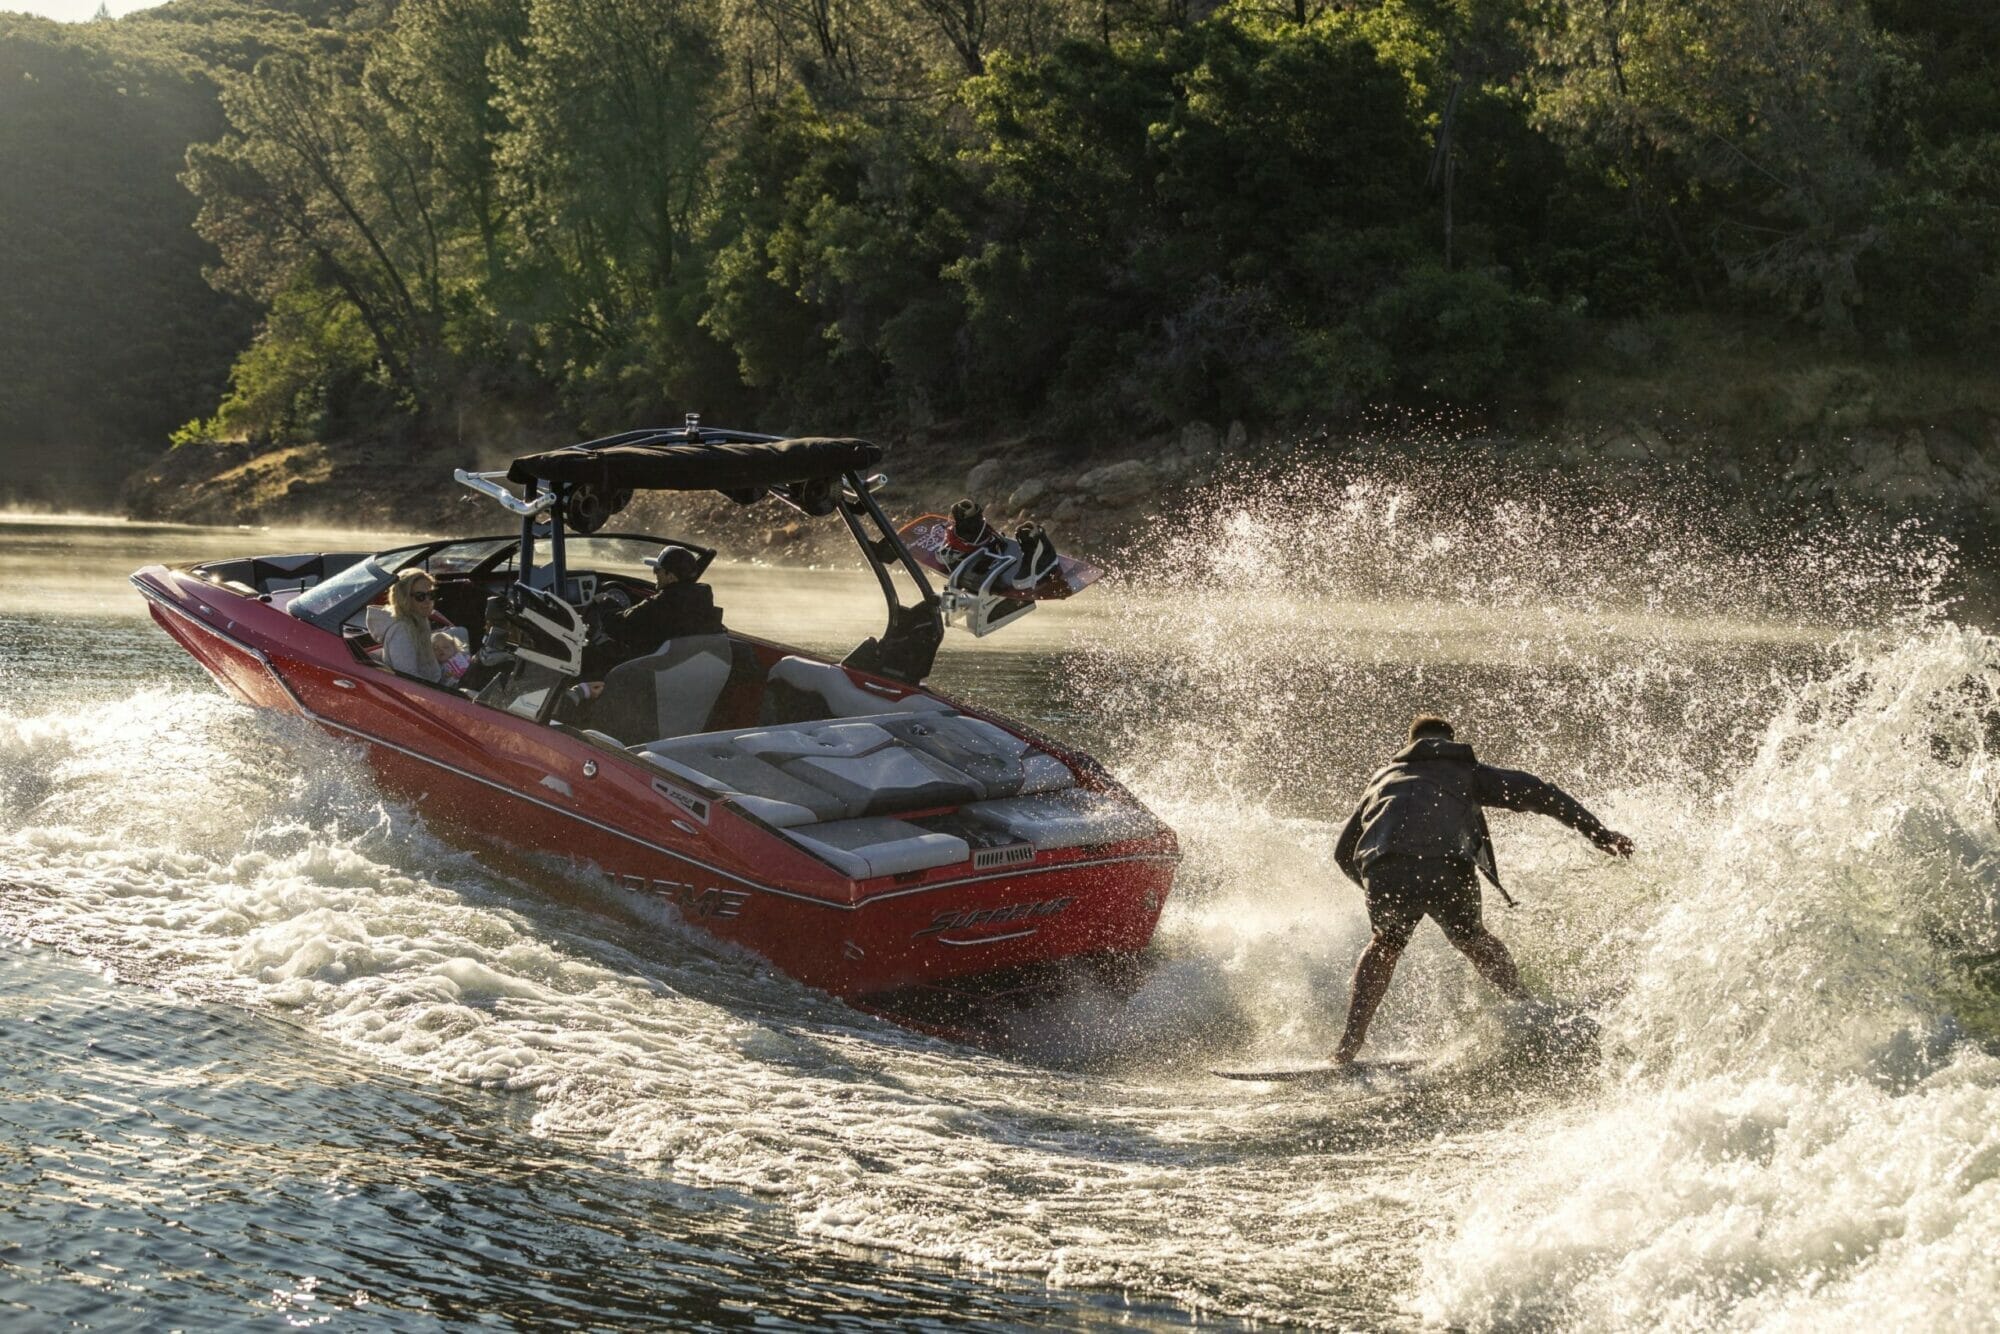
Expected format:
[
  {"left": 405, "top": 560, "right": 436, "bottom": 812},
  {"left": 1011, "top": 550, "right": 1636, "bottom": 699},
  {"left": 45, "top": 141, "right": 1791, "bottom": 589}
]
[
  {"left": 735, "top": 720, "right": 897, "bottom": 761},
  {"left": 766, "top": 655, "right": 949, "bottom": 719},
  {"left": 961, "top": 789, "right": 1156, "bottom": 850},
  {"left": 638, "top": 737, "right": 855, "bottom": 822},
  {"left": 632, "top": 711, "right": 1087, "bottom": 878},
  {"left": 781, "top": 817, "right": 970, "bottom": 879},
  {"left": 732, "top": 719, "right": 983, "bottom": 814},
  {"left": 872, "top": 714, "right": 1023, "bottom": 797},
  {"left": 595, "top": 634, "right": 732, "bottom": 742}
]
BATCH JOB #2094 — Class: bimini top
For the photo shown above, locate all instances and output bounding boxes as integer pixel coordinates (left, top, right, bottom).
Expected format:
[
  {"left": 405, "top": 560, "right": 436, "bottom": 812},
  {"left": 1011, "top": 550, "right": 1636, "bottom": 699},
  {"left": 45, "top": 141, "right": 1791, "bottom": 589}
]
[{"left": 507, "top": 433, "right": 882, "bottom": 493}]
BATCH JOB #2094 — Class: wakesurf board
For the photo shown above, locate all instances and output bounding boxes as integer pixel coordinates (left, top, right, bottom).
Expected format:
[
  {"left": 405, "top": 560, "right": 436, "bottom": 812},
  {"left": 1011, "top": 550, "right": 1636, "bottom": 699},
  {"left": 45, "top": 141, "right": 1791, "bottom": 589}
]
[{"left": 1210, "top": 1058, "right": 1424, "bottom": 1083}]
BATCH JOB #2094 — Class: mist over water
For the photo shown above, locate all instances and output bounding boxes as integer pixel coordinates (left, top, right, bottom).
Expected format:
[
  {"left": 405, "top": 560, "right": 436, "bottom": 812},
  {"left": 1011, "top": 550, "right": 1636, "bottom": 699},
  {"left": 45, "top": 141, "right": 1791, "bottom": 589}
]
[{"left": 3, "top": 477, "right": 1998, "bottom": 1328}]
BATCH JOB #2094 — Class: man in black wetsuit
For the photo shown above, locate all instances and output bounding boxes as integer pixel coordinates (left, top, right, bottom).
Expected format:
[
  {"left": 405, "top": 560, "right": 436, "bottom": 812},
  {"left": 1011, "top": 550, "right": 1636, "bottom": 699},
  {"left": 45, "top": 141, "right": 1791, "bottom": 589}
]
[
  {"left": 580, "top": 545, "right": 724, "bottom": 678},
  {"left": 1330, "top": 716, "right": 1634, "bottom": 1064}
]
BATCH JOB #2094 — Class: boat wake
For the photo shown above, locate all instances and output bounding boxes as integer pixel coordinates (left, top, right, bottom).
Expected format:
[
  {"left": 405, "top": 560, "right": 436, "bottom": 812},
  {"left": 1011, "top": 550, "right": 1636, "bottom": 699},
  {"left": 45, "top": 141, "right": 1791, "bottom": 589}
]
[{"left": 5, "top": 481, "right": 2000, "bottom": 1327}]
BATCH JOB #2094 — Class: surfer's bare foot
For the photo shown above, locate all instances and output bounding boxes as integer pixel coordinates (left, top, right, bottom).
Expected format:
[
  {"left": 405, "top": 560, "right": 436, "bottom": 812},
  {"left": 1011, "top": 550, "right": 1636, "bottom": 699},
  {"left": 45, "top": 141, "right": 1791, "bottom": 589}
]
[{"left": 1331, "top": 1046, "right": 1360, "bottom": 1066}]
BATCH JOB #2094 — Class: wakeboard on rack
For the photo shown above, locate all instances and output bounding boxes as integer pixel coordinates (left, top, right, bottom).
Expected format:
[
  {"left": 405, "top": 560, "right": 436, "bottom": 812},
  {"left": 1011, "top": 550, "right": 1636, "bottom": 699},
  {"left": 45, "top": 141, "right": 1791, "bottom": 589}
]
[{"left": 897, "top": 512, "right": 1103, "bottom": 637}]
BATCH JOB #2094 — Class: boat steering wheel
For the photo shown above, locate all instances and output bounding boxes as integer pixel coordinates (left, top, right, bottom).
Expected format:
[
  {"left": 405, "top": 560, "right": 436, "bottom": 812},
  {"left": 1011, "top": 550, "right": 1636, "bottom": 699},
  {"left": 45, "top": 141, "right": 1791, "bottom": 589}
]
[{"left": 582, "top": 583, "right": 635, "bottom": 639}]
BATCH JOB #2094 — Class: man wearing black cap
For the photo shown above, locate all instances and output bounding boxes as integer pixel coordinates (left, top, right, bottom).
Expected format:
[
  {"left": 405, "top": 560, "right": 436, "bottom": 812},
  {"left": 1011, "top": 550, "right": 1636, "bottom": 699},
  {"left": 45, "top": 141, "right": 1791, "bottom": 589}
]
[
  {"left": 1330, "top": 715, "right": 1634, "bottom": 1064},
  {"left": 582, "top": 545, "right": 725, "bottom": 676}
]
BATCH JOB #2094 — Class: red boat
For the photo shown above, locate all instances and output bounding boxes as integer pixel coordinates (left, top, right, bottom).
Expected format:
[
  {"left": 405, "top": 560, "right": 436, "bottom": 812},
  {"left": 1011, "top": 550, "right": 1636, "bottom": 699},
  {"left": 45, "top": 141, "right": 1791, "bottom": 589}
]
[{"left": 132, "top": 426, "right": 1178, "bottom": 1017}]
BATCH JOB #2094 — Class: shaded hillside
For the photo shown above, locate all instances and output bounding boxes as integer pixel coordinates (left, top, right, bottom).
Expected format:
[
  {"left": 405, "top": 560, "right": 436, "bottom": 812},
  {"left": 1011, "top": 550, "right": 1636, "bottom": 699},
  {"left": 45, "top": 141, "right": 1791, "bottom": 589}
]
[{"left": 0, "top": 2, "right": 365, "bottom": 506}]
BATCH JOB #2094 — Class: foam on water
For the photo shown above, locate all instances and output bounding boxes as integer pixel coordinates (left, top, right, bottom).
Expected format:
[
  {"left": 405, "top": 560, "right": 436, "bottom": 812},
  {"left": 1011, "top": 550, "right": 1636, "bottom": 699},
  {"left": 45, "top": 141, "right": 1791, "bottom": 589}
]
[
  {"left": 1418, "top": 624, "right": 2000, "bottom": 1331},
  {"left": 5, "top": 489, "right": 1997, "bottom": 1326},
  {"left": 0, "top": 683, "right": 1441, "bottom": 1321}
]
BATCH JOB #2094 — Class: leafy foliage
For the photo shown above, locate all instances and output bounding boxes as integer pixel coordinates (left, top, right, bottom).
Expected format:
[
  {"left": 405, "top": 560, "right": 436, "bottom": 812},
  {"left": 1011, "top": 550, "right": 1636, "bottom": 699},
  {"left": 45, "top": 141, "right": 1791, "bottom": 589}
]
[
  {"left": 5, "top": 0, "right": 1998, "bottom": 492},
  {"left": 0, "top": 13, "right": 249, "bottom": 490}
]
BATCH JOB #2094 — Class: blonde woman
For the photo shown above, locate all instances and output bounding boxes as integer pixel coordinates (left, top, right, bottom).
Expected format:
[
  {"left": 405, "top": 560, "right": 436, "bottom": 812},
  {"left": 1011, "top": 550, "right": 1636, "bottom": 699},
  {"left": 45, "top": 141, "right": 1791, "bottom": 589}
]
[{"left": 382, "top": 569, "right": 465, "bottom": 683}]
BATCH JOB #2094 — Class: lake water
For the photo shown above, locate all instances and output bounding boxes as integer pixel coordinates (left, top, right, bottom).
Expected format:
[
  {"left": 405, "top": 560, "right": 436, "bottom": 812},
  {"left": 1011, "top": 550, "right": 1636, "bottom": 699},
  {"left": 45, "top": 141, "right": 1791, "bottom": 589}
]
[{"left": 4, "top": 496, "right": 1998, "bottom": 1331}]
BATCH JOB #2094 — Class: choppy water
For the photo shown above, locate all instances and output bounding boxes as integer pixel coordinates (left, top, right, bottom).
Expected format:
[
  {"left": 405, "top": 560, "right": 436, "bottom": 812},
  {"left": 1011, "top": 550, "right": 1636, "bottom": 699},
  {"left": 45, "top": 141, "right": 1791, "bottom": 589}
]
[{"left": 3, "top": 491, "right": 1998, "bottom": 1331}]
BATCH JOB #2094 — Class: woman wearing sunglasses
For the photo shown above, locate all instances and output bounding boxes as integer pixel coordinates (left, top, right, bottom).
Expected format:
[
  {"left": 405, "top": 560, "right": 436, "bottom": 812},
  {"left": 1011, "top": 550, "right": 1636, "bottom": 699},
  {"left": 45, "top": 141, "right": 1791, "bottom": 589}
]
[{"left": 382, "top": 569, "right": 468, "bottom": 684}]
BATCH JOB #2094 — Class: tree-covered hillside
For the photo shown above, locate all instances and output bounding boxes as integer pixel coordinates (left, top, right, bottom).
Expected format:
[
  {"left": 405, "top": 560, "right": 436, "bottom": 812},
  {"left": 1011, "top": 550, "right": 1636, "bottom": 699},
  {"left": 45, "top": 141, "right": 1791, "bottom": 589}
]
[
  {"left": 4, "top": 0, "right": 1997, "bottom": 502},
  {"left": 0, "top": 1, "right": 371, "bottom": 501}
]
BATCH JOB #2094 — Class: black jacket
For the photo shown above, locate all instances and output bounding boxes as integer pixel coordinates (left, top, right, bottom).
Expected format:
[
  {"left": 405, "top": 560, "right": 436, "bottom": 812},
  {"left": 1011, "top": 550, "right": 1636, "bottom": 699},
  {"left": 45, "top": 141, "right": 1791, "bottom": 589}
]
[
  {"left": 1333, "top": 738, "right": 1614, "bottom": 890},
  {"left": 590, "top": 583, "right": 724, "bottom": 673}
]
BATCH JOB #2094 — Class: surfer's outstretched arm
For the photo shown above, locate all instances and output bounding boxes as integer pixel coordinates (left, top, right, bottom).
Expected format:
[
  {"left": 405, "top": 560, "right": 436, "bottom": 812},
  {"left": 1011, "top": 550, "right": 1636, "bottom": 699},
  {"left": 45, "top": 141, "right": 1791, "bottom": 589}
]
[{"left": 1476, "top": 766, "right": 1633, "bottom": 856}]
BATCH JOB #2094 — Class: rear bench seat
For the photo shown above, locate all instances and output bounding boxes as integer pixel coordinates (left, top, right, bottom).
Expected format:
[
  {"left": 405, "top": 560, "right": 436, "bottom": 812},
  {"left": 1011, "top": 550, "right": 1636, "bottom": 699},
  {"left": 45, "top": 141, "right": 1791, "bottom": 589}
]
[
  {"left": 631, "top": 711, "right": 1088, "bottom": 880},
  {"left": 765, "top": 655, "right": 949, "bottom": 719}
]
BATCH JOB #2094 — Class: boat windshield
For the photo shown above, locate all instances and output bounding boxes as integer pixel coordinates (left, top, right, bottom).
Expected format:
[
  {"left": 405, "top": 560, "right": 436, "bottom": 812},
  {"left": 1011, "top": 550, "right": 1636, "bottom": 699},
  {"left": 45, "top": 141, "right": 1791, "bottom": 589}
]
[
  {"left": 422, "top": 537, "right": 516, "bottom": 575},
  {"left": 557, "top": 534, "right": 670, "bottom": 578},
  {"left": 482, "top": 533, "right": 679, "bottom": 583},
  {"left": 288, "top": 543, "right": 431, "bottom": 629}
]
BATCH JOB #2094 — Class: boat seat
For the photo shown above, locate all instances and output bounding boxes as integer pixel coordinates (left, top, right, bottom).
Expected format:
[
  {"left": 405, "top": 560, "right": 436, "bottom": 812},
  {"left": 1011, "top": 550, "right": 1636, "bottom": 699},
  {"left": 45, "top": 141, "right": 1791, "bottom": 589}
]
[
  {"left": 731, "top": 720, "right": 985, "bottom": 815},
  {"left": 633, "top": 708, "right": 1076, "bottom": 828},
  {"left": 594, "top": 634, "right": 732, "bottom": 743},
  {"left": 638, "top": 739, "right": 854, "bottom": 823},
  {"left": 961, "top": 789, "right": 1155, "bottom": 851},
  {"left": 250, "top": 554, "right": 325, "bottom": 592},
  {"left": 872, "top": 713, "right": 1073, "bottom": 800},
  {"left": 780, "top": 817, "right": 970, "bottom": 880},
  {"left": 763, "top": 655, "right": 949, "bottom": 722}
]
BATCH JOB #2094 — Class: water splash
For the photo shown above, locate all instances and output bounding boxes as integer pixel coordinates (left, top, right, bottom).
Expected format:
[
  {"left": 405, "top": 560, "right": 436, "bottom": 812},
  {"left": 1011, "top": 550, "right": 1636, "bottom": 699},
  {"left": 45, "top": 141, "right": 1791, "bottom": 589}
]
[{"left": 1416, "top": 624, "right": 2000, "bottom": 1330}]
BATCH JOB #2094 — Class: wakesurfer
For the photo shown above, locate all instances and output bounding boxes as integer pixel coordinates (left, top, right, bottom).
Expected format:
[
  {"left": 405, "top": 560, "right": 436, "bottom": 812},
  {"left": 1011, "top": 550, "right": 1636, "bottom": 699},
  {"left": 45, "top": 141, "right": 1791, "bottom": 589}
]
[{"left": 1330, "top": 715, "right": 1633, "bottom": 1065}]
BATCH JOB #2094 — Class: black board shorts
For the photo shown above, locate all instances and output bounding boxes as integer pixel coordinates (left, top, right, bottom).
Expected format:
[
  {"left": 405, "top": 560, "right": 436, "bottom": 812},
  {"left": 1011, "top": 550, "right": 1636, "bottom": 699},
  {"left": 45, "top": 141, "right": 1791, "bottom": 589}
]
[{"left": 1361, "top": 855, "right": 1483, "bottom": 947}]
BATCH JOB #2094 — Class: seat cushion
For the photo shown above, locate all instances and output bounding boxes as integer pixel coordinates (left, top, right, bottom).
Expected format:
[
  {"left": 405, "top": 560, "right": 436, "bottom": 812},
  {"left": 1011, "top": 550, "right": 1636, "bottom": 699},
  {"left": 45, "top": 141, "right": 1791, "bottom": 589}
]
[
  {"left": 1019, "top": 753, "right": 1076, "bottom": 794},
  {"left": 782, "top": 817, "right": 970, "bottom": 879},
  {"left": 636, "top": 712, "right": 1012, "bottom": 822},
  {"left": 961, "top": 789, "right": 1155, "bottom": 850},
  {"left": 768, "top": 656, "right": 949, "bottom": 718},
  {"left": 781, "top": 746, "right": 983, "bottom": 816},
  {"left": 639, "top": 739, "right": 856, "bottom": 821},
  {"left": 874, "top": 714, "right": 1023, "bottom": 800},
  {"left": 723, "top": 793, "right": 822, "bottom": 828},
  {"left": 734, "top": 721, "right": 896, "bottom": 761},
  {"left": 598, "top": 634, "right": 733, "bottom": 743}
]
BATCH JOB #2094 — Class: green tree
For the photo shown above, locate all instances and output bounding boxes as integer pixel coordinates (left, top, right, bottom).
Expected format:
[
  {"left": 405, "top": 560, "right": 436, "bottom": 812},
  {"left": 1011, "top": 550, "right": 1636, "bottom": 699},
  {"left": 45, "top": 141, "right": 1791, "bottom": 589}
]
[
  {"left": 0, "top": 15, "right": 248, "bottom": 495},
  {"left": 493, "top": 0, "right": 726, "bottom": 418},
  {"left": 186, "top": 53, "right": 449, "bottom": 413},
  {"left": 704, "top": 92, "right": 969, "bottom": 424},
  {"left": 367, "top": 0, "right": 529, "bottom": 295},
  {"left": 1530, "top": 0, "right": 1892, "bottom": 338}
]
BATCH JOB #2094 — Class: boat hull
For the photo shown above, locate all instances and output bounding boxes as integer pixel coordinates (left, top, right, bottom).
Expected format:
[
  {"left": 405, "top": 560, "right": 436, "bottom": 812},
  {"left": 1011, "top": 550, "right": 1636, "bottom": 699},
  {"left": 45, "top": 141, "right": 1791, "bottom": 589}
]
[{"left": 134, "top": 563, "right": 1177, "bottom": 1004}]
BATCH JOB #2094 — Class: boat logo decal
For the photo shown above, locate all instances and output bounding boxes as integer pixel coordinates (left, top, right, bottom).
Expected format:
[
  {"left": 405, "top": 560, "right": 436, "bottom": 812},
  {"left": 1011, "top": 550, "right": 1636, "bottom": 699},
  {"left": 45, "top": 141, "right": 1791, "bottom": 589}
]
[
  {"left": 607, "top": 870, "right": 748, "bottom": 920},
  {"left": 651, "top": 777, "right": 711, "bottom": 824},
  {"left": 914, "top": 895, "right": 1072, "bottom": 939}
]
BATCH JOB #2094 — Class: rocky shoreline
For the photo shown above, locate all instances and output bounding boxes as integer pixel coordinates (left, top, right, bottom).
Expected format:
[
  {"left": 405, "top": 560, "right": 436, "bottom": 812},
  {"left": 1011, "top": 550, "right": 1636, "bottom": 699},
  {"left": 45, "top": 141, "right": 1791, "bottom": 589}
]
[{"left": 120, "top": 410, "right": 2000, "bottom": 618}]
